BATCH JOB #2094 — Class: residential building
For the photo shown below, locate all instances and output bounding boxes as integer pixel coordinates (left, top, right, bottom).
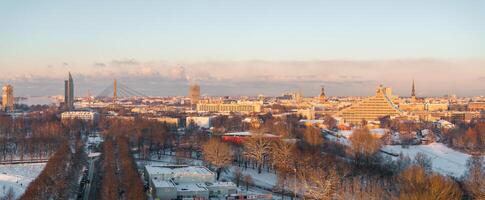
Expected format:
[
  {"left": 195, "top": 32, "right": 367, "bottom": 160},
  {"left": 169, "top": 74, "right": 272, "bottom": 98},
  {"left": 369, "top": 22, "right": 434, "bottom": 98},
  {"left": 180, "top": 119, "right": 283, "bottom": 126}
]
[
  {"left": 468, "top": 102, "right": 485, "bottom": 111},
  {"left": 61, "top": 111, "right": 99, "bottom": 123},
  {"left": 196, "top": 102, "right": 262, "bottom": 113}
]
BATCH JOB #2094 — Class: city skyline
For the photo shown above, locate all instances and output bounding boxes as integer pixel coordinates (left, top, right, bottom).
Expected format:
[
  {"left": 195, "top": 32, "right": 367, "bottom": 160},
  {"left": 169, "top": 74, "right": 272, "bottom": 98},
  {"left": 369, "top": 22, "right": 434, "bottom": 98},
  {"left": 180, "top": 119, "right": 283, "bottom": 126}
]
[
  {"left": 0, "top": 59, "right": 484, "bottom": 97},
  {"left": 1, "top": 1, "right": 484, "bottom": 96}
]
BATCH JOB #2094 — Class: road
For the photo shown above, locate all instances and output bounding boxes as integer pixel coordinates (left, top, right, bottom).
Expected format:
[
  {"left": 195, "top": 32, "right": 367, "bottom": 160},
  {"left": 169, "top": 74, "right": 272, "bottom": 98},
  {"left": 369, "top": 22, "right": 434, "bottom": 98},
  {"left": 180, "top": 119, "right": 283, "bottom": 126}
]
[{"left": 83, "top": 156, "right": 99, "bottom": 200}]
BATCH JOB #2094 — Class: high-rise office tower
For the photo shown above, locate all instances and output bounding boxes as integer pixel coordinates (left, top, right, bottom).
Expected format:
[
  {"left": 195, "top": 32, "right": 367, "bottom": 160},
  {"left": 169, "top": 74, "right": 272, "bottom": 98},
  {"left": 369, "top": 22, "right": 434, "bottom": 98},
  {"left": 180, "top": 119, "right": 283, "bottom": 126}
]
[
  {"left": 189, "top": 84, "right": 200, "bottom": 104},
  {"left": 64, "top": 72, "right": 74, "bottom": 110},
  {"left": 2, "top": 84, "right": 14, "bottom": 112}
]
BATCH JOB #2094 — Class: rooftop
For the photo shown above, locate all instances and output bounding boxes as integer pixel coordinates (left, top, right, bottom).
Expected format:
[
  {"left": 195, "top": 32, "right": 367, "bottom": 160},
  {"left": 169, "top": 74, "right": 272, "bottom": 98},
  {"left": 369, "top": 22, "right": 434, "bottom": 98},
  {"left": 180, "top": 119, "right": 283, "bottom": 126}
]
[
  {"left": 176, "top": 183, "right": 208, "bottom": 192},
  {"left": 145, "top": 165, "right": 214, "bottom": 177}
]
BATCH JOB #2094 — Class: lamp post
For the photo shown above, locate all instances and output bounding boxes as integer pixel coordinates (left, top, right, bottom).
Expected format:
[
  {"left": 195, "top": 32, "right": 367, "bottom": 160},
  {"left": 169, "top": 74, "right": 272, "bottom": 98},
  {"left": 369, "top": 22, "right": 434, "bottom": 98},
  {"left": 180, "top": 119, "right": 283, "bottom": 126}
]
[{"left": 293, "top": 168, "right": 297, "bottom": 200}]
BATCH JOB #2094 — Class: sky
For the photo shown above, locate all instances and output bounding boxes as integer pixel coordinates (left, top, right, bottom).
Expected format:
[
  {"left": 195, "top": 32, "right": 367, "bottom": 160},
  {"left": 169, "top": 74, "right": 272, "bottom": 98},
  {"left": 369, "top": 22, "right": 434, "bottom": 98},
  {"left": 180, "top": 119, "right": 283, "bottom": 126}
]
[{"left": 0, "top": 0, "right": 484, "bottom": 97}]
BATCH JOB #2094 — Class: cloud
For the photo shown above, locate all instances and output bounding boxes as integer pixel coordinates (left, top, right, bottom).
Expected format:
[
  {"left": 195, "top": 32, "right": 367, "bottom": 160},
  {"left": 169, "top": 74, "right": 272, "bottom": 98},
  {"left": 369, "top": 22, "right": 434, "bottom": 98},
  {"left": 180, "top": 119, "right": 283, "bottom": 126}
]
[
  {"left": 166, "top": 66, "right": 187, "bottom": 80},
  {"left": 93, "top": 62, "right": 106, "bottom": 68},
  {"left": 111, "top": 59, "right": 139, "bottom": 66}
]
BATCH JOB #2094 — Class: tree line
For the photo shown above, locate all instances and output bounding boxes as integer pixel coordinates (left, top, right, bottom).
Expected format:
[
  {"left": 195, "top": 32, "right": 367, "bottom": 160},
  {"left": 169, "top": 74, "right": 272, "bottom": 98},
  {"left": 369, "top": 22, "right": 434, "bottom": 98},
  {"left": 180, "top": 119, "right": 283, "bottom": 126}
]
[{"left": 201, "top": 125, "right": 485, "bottom": 199}]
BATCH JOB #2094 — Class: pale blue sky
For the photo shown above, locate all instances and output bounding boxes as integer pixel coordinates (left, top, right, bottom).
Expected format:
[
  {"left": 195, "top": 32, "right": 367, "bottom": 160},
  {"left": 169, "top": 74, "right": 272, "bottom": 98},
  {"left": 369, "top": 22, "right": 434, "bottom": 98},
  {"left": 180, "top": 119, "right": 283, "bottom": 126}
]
[
  {"left": 0, "top": 1, "right": 484, "bottom": 96},
  {"left": 1, "top": 0, "right": 484, "bottom": 62}
]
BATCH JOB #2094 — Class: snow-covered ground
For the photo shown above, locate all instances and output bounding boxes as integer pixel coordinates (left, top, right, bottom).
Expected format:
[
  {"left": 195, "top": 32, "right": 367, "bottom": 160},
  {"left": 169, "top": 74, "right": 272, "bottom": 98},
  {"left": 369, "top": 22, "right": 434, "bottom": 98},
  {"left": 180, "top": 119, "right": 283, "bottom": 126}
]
[
  {"left": 0, "top": 163, "right": 45, "bottom": 199},
  {"left": 382, "top": 143, "right": 483, "bottom": 177}
]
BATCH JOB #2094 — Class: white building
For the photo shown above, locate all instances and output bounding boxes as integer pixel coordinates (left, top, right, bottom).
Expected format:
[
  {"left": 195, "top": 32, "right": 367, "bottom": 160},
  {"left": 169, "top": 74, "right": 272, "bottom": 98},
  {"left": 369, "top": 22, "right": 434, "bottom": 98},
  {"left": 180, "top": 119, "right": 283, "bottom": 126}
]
[
  {"left": 61, "top": 111, "right": 99, "bottom": 123},
  {"left": 186, "top": 116, "right": 214, "bottom": 129},
  {"left": 145, "top": 165, "right": 236, "bottom": 200}
]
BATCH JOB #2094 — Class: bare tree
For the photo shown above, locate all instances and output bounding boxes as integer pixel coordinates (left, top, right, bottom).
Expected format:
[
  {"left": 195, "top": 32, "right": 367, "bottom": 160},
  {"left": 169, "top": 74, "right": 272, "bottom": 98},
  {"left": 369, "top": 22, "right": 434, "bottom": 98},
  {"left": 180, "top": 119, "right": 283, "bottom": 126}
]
[
  {"left": 233, "top": 168, "right": 243, "bottom": 187},
  {"left": 202, "top": 138, "right": 233, "bottom": 180},
  {"left": 303, "top": 126, "right": 324, "bottom": 147},
  {"left": 348, "top": 128, "right": 382, "bottom": 165},
  {"left": 463, "top": 156, "right": 485, "bottom": 199},
  {"left": 2, "top": 187, "right": 15, "bottom": 200},
  {"left": 271, "top": 140, "right": 295, "bottom": 194},
  {"left": 244, "top": 135, "right": 272, "bottom": 173},
  {"left": 397, "top": 165, "right": 462, "bottom": 200},
  {"left": 243, "top": 175, "right": 253, "bottom": 191},
  {"left": 413, "top": 152, "right": 433, "bottom": 173},
  {"left": 300, "top": 168, "right": 339, "bottom": 200}
]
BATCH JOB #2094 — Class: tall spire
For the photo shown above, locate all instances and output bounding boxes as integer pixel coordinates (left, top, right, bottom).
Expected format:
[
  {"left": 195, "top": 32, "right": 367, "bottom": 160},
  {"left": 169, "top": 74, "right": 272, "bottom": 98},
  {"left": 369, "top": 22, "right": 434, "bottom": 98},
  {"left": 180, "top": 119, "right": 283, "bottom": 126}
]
[
  {"left": 319, "top": 86, "right": 326, "bottom": 103},
  {"left": 411, "top": 79, "right": 416, "bottom": 98}
]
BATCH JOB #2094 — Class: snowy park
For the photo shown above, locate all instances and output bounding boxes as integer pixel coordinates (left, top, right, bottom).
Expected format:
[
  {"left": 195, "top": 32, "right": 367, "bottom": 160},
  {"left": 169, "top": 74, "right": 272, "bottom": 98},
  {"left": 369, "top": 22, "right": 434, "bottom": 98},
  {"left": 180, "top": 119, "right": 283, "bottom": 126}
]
[
  {"left": 0, "top": 163, "right": 46, "bottom": 199},
  {"left": 382, "top": 143, "right": 483, "bottom": 177}
]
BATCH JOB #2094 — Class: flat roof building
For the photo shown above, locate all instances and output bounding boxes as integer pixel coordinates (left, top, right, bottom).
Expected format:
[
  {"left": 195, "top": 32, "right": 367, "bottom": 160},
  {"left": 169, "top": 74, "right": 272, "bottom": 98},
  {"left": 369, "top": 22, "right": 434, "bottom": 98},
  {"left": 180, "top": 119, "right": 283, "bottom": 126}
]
[{"left": 145, "top": 165, "right": 236, "bottom": 200}]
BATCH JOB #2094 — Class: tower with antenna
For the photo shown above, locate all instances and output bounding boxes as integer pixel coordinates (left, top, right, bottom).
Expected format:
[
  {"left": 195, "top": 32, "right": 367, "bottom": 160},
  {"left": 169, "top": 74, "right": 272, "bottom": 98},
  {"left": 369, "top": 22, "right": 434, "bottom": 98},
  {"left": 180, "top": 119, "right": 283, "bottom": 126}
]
[{"left": 113, "top": 79, "right": 117, "bottom": 104}]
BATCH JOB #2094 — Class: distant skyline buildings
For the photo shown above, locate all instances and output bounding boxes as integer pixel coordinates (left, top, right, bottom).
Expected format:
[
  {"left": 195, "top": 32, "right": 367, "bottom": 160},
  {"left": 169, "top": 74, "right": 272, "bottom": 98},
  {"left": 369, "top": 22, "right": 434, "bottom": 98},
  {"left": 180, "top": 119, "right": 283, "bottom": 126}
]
[
  {"left": 189, "top": 84, "right": 201, "bottom": 105},
  {"left": 64, "top": 72, "right": 74, "bottom": 110}
]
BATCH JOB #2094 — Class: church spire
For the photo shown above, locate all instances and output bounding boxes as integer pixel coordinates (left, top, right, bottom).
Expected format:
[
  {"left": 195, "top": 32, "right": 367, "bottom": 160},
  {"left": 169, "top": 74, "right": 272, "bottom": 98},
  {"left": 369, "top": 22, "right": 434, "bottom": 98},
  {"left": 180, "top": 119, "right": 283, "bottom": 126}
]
[
  {"left": 319, "top": 86, "right": 326, "bottom": 103},
  {"left": 411, "top": 79, "right": 416, "bottom": 98}
]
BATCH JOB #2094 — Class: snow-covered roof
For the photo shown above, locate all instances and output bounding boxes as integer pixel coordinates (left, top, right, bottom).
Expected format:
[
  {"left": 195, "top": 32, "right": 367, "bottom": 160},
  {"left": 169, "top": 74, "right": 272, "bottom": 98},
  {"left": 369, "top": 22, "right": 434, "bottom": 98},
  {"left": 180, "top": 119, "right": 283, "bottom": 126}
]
[
  {"left": 176, "top": 183, "right": 208, "bottom": 192},
  {"left": 145, "top": 165, "right": 214, "bottom": 177},
  {"left": 299, "top": 119, "right": 324, "bottom": 124},
  {"left": 152, "top": 179, "right": 175, "bottom": 188},
  {"left": 369, "top": 128, "right": 388, "bottom": 136},
  {"left": 224, "top": 132, "right": 252, "bottom": 136},
  {"left": 338, "top": 130, "right": 353, "bottom": 138}
]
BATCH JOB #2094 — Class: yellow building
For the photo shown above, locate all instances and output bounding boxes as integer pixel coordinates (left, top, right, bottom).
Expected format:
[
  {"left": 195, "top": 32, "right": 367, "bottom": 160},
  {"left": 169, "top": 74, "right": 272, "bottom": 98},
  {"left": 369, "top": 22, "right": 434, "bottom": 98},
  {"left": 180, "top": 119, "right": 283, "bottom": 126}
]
[
  {"left": 196, "top": 102, "right": 262, "bottom": 113},
  {"left": 468, "top": 102, "right": 485, "bottom": 111},
  {"left": 337, "top": 86, "right": 403, "bottom": 125},
  {"left": 399, "top": 103, "right": 425, "bottom": 111},
  {"left": 2, "top": 85, "right": 14, "bottom": 112}
]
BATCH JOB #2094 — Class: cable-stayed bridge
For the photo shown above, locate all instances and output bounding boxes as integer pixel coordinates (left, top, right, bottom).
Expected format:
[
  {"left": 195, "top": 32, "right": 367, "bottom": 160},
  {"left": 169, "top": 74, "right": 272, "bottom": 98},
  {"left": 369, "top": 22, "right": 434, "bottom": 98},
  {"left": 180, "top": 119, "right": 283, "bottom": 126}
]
[{"left": 96, "top": 79, "right": 147, "bottom": 103}]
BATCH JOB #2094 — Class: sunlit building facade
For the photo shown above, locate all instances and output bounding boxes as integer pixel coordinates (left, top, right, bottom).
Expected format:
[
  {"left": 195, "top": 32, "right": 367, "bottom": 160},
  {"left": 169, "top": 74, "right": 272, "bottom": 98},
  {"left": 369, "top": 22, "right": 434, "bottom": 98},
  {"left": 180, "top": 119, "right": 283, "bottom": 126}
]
[
  {"left": 2, "top": 84, "right": 14, "bottom": 112},
  {"left": 196, "top": 102, "right": 262, "bottom": 113},
  {"left": 338, "top": 86, "right": 403, "bottom": 125}
]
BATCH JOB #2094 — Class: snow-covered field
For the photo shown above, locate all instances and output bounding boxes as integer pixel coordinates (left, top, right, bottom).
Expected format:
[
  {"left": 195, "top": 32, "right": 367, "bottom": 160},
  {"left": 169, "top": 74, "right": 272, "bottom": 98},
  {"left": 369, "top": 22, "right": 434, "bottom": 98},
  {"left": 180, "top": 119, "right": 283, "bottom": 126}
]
[
  {"left": 0, "top": 163, "right": 46, "bottom": 198},
  {"left": 382, "top": 143, "right": 483, "bottom": 177}
]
